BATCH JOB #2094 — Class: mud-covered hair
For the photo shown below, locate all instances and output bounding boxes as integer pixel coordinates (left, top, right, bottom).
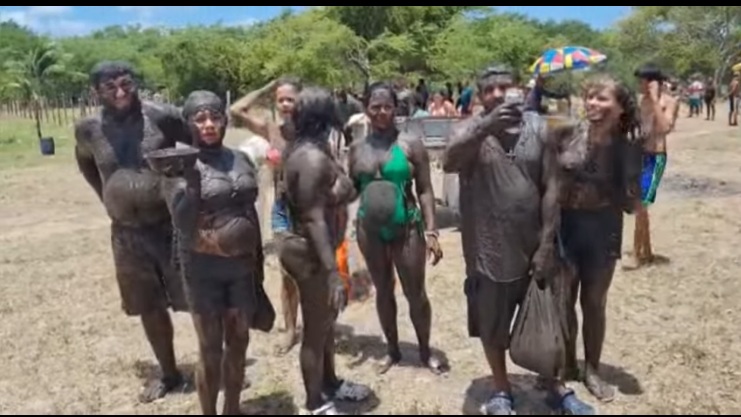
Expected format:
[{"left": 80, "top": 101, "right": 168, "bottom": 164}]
[
  {"left": 276, "top": 76, "right": 303, "bottom": 92},
  {"left": 90, "top": 61, "right": 137, "bottom": 87},
  {"left": 363, "top": 81, "right": 398, "bottom": 108},
  {"left": 292, "top": 86, "right": 341, "bottom": 143},
  {"left": 582, "top": 74, "right": 642, "bottom": 143},
  {"left": 476, "top": 63, "right": 518, "bottom": 90}
]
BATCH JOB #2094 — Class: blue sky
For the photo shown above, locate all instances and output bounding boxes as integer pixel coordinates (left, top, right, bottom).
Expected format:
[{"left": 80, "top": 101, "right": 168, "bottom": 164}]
[{"left": 0, "top": 6, "right": 631, "bottom": 37}]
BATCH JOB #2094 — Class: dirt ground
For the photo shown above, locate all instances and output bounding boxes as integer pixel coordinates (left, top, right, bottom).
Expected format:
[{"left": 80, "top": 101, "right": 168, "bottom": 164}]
[{"left": 1, "top": 114, "right": 741, "bottom": 415}]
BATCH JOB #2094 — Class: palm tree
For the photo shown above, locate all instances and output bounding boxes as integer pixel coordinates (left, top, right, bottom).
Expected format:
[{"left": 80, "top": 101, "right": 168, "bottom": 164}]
[{"left": 3, "top": 42, "right": 80, "bottom": 141}]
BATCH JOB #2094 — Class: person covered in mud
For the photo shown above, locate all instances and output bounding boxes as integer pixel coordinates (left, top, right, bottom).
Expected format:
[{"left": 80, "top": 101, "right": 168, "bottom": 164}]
[
  {"left": 623, "top": 63, "right": 678, "bottom": 270},
  {"left": 555, "top": 74, "right": 643, "bottom": 404},
  {"left": 442, "top": 63, "right": 593, "bottom": 415},
  {"left": 230, "top": 77, "right": 303, "bottom": 355},
  {"left": 348, "top": 82, "right": 446, "bottom": 375},
  {"left": 73, "top": 61, "right": 190, "bottom": 402},
  {"left": 157, "top": 91, "right": 275, "bottom": 415},
  {"left": 279, "top": 86, "right": 371, "bottom": 415}
]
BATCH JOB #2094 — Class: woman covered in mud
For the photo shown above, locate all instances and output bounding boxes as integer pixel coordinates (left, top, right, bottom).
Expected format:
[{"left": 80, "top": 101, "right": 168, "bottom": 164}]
[
  {"left": 279, "top": 86, "right": 371, "bottom": 415},
  {"left": 347, "top": 82, "right": 446, "bottom": 375},
  {"left": 230, "top": 77, "right": 304, "bottom": 355},
  {"left": 554, "top": 74, "right": 643, "bottom": 403},
  {"left": 158, "top": 91, "right": 274, "bottom": 415}
]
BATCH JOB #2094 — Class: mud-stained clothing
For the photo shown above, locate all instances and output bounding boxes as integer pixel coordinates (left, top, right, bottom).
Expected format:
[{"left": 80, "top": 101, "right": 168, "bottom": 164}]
[
  {"left": 111, "top": 222, "right": 188, "bottom": 316},
  {"left": 184, "top": 252, "right": 257, "bottom": 316},
  {"left": 459, "top": 112, "right": 547, "bottom": 342},
  {"left": 559, "top": 208, "right": 623, "bottom": 270}
]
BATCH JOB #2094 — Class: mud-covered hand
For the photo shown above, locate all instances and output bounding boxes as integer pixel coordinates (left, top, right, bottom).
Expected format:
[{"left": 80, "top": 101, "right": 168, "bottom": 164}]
[
  {"left": 483, "top": 101, "right": 523, "bottom": 137},
  {"left": 530, "top": 244, "right": 557, "bottom": 286},
  {"left": 425, "top": 231, "right": 443, "bottom": 266},
  {"left": 328, "top": 271, "right": 348, "bottom": 315}
]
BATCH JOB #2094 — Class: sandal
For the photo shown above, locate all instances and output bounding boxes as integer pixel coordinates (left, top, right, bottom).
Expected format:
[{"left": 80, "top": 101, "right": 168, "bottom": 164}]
[
  {"left": 480, "top": 391, "right": 516, "bottom": 415},
  {"left": 326, "top": 380, "right": 371, "bottom": 402},
  {"left": 546, "top": 390, "right": 595, "bottom": 415},
  {"left": 301, "top": 401, "right": 343, "bottom": 415}
]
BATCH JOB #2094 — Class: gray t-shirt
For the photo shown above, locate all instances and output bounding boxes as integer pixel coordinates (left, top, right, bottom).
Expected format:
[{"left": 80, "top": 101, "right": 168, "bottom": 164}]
[{"left": 458, "top": 112, "right": 547, "bottom": 282}]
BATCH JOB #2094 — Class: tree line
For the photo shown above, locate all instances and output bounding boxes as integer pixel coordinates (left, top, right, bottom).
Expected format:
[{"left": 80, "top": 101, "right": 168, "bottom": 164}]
[{"left": 1, "top": 6, "right": 740, "bottom": 106}]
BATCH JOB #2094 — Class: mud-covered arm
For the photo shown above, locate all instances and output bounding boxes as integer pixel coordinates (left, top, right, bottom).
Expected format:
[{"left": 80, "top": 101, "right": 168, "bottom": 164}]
[
  {"left": 229, "top": 80, "right": 277, "bottom": 140},
  {"left": 292, "top": 150, "right": 339, "bottom": 276},
  {"left": 620, "top": 138, "right": 644, "bottom": 214},
  {"left": 410, "top": 137, "right": 437, "bottom": 233},
  {"left": 150, "top": 103, "right": 192, "bottom": 146},
  {"left": 331, "top": 163, "right": 358, "bottom": 205},
  {"left": 74, "top": 119, "right": 103, "bottom": 201},
  {"left": 539, "top": 130, "right": 560, "bottom": 251},
  {"left": 161, "top": 169, "right": 201, "bottom": 241},
  {"left": 442, "top": 114, "right": 492, "bottom": 173}
]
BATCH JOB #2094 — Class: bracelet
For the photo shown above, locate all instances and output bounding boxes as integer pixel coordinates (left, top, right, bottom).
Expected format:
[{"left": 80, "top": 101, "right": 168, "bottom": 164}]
[{"left": 424, "top": 230, "right": 439, "bottom": 238}]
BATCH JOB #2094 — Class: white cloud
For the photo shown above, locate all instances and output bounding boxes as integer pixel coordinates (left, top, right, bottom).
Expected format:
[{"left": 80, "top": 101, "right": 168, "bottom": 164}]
[
  {"left": 228, "top": 18, "right": 257, "bottom": 28},
  {"left": 0, "top": 6, "right": 93, "bottom": 37}
]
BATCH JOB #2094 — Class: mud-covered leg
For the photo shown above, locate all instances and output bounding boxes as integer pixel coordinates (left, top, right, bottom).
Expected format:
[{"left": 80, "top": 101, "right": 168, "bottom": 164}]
[
  {"left": 276, "top": 270, "right": 300, "bottom": 356},
  {"left": 191, "top": 312, "right": 224, "bottom": 415},
  {"left": 580, "top": 260, "right": 617, "bottom": 403},
  {"left": 139, "top": 309, "right": 185, "bottom": 403},
  {"left": 357, "top": 226, "right": 400, "bottom": 374},
  {"left": 391, "top": 230, "right": 447, "bottom": 375},
  {"left": 298, "top": 277, "right": 333, "bottom": 412},
  {"left": 222, "top": 309, "right": 250, "bottom": 415}
]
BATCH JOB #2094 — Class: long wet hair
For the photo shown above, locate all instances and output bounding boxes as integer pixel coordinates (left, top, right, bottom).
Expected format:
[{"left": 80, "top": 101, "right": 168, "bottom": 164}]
[
  {"left": 581, "top": 74, "right": 642, "bottom": 144},
  {"left": 291, "top": 86, "right": 342, "bottom": 146}
]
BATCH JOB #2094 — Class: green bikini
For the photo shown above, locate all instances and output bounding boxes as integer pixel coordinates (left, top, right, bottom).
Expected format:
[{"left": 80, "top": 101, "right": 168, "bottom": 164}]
[{"left": 356, "top": 144, "right": 422, "bottom": 242}]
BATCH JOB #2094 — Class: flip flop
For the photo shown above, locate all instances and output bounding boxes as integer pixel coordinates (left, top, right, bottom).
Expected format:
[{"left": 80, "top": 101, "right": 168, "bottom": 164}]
[
  {"left": 480, "top": 391, "right": 516, "bottom": 415},
  {"left": 546, "top": 390, "right": 595, "bottom": 415}
]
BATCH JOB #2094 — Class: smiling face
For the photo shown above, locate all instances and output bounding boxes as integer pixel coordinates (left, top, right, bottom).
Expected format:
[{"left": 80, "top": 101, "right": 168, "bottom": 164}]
[
  {"left": 97, "top": 74, "right": 137, "bottom": 112},
  {"left": 584, "top": 82, "right": 624, "bottom": 126}
]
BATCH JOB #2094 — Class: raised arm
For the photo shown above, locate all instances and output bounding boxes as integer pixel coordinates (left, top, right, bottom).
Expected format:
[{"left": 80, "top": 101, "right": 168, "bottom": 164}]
[
  {"left": 443, "top": 106, "right": 509, "bottom": 173},
  {"left": 74, "top": 119, "right": 103, "bottom": 201},
  {"left": 539, "top": 123, "right": 560, "bottom": 252},
  {"left": 149, "top": 102, "right": 191, "bottom": 145},
  {"left": 229, "top": 80, "right": 277, "bottom": 140}
]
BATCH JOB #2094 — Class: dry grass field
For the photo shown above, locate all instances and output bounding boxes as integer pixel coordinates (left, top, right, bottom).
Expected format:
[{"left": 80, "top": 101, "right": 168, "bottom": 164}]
[{"left": 1, "top": 111, "right": 740, "bottom": 415}]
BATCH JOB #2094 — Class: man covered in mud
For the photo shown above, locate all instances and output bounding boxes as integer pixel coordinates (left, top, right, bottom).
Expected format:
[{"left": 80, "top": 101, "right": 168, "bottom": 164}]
[
  {"left": 623, "top": 63, "right": 678, "bottom": 270},
  {"left": 279, "top": 87, "right": 370, "bottom": 415},
  {"left": 73, "top": 61, "right": 190, "bottom": 402},
  {"left": 443, "top": 64, "right": 593, "bottom": 415}
]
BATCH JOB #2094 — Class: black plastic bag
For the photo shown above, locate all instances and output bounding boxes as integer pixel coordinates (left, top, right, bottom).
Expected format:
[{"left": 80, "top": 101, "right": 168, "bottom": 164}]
[{"left": 509, "top": 279, "right": 567, "bottom": 378}]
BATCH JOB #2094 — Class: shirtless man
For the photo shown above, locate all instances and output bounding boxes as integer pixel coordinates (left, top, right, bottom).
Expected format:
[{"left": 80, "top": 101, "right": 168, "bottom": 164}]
[
  {"left": 279, "top": 87, "right": 370, "bottom": 415},
  {"left": 729, "top": 72, "right": 739, "bottom": 126},
  {"left": 73, "top": 61, "right": 190, "bottom": 402},
  {"left": 443, "top": 64, "right": 592, "bottom": 415},
  {"left": 623, "top": 64, "right": 679, "bottom": 270},
  {"left": 230, "top": 77, "right": 303, "bottom": 355}
]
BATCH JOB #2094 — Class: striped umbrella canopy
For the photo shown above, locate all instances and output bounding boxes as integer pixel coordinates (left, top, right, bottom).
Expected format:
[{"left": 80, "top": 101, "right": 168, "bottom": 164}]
[{"left": 530, "top": 46, "right": 607, "bottom": 75}]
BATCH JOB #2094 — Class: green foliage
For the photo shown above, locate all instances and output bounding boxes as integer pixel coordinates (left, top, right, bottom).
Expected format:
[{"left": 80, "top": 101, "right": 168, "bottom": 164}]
[{"left": 1, "top": 6, "right": 739, "bottom": 103}]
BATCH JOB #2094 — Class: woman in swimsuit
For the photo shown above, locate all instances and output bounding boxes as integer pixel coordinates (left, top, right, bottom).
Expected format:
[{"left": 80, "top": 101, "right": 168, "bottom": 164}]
[
  {"left": 347, "top": 82, "right": 446, "bottom": 375},
  {"left": 555, "top": 75, "right": 643, "bottom": 404},
  {"left": 428, "top": 89, "right": 458, "bottom": 117},
  {"left": 160, "top": 91, "right": 275, "bottom": 415}
]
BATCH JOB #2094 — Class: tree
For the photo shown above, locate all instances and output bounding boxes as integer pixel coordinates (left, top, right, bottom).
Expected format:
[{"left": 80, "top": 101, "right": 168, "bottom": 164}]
[{"left": 3, "top": 42, "right": 79, "bottom": 140}]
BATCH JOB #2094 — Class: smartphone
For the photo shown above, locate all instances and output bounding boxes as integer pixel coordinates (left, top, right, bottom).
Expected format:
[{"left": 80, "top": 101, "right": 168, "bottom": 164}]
[{"left": 504, "top": 88, "right": 524, "bottom": 104}]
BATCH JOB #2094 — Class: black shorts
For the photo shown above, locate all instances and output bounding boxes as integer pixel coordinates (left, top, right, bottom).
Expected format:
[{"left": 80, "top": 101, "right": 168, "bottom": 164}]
[
  {"left": 111, "top": 222, "right": 188, "bottom": 316},
  {"left": 184, "top": 252, "right": 257, "bottom": 316},
  {"left": 559, "top": 208, "right": 623, "bottom": 270},
  {"left": 465, "top": 275, "right": 529, "bottom": 349}
]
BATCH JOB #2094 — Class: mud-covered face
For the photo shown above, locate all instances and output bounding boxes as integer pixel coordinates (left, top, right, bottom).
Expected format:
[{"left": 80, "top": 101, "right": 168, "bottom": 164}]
[
  {"left": 584, "top": 84, "right": 623, "bottom": 125},
  {"left": 366, "top": 88, "right": 395, "bottom": 131},
  {"left": 97, "top": 74, "right": 137, "bottom": 112},
  {"left": 477, "top": 74, "right": 513, "bottom": 112},
  {"left": 191, "top": 109, "right": 225, "bottom": 147},
  {"left": 275, "top": 84, "right": 299, "bottom": 118}
]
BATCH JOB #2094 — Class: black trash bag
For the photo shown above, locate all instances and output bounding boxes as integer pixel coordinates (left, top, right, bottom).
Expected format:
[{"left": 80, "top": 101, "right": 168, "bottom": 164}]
[{"left": 509, "top": 279, "right": 568, "bottom": 378}]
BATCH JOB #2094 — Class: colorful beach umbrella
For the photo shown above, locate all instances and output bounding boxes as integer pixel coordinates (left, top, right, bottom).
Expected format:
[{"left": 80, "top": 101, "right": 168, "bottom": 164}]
[{"left": 530, "top": 46, "right": 607, "bottom": 75}]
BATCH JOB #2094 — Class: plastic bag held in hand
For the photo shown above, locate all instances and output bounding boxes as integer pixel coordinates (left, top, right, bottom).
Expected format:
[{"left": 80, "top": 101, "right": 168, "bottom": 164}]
[{"left": 509, "top": 278, "right": 568, "bottom": 378}]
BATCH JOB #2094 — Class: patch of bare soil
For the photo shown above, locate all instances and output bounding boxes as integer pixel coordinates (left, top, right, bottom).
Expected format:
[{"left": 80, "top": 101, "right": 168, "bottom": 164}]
[{"left": 1, "top": 118, "right": 740, "bottom": 415}]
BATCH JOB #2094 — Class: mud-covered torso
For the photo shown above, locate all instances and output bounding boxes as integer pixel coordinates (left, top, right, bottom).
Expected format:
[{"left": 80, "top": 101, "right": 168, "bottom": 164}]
[
  {"left": 194, "top": 147, "right": 259, "bottom": 257},
  {"left": 77, "top": 102, "right": 182, "bottom": 226},
  {"left": 458, "top": 112, "right": 545, "bottom": 282},
  {"left": 558, "top": 123, "right": 621, "bottom": 210}
]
